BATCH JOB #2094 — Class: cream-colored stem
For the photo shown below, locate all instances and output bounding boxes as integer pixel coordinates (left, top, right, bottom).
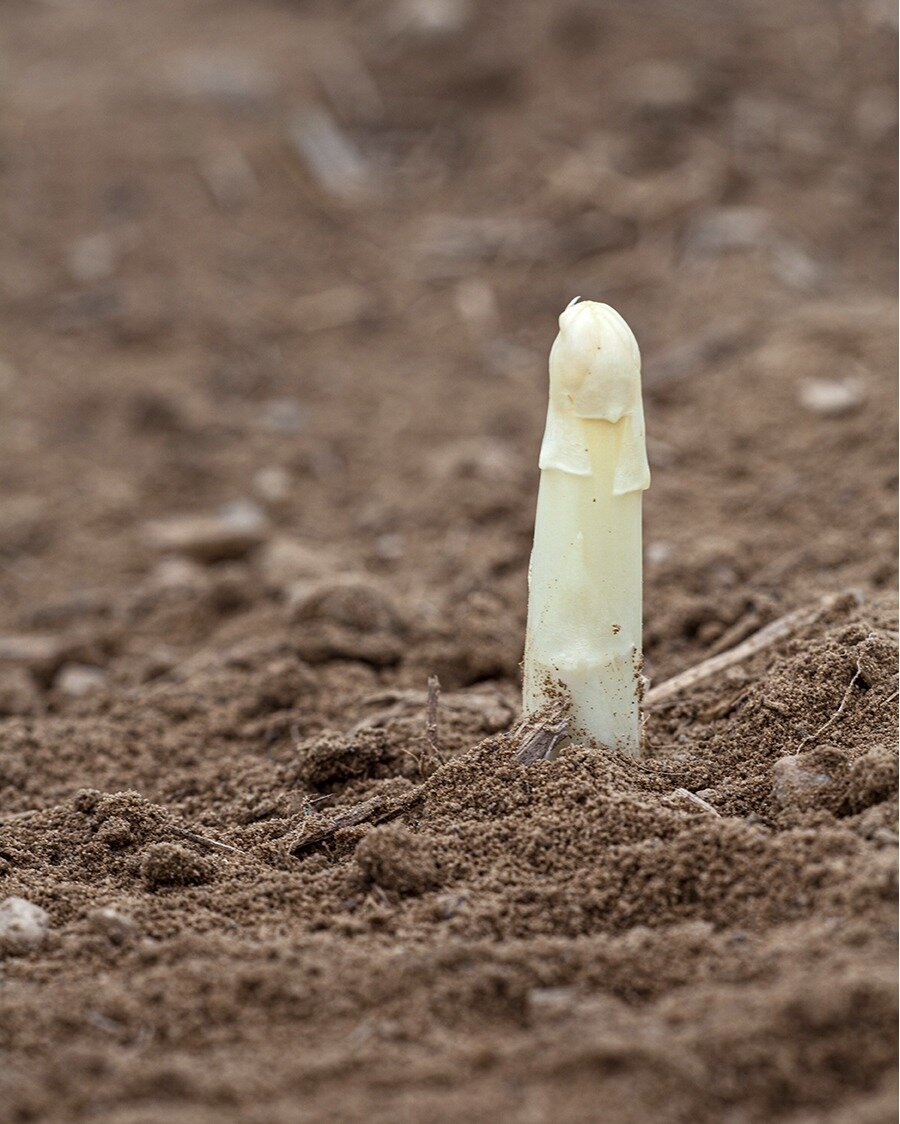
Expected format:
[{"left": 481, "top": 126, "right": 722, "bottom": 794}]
[
  {"left": 523, "top": 300, "right": 649, "bottom": 757},
  {"left": 523, "top": 431, "right": 643, "bottom": 754}
]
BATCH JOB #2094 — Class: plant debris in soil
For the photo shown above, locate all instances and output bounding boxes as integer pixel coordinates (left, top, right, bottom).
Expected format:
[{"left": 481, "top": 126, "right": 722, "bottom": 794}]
[{"left": 0, "top": 0, "right": 897, "bottom": 1122}]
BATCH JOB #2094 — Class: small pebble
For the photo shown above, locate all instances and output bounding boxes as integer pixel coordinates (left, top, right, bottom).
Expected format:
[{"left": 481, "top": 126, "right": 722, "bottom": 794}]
[
  {"left": 150, "top": 556, "right": 210, "bottom": 591},
  {"left": 432, "top": 892, "right": 467, "bottom": 920},
  {"left": 374, "top": 533, "right": 404, "bottom": 562},
  {"left": 354, "top": 824, "right": 440, "bottom": 895},
  {"left": 144, "top": 501, "right": 269, "bottom": 563},
  {"left": 528, "top": 986, "right": 576, "bottom": 1018},
  {"left": 798, "top": 377, "right": 866, "bottom": 417},
  {"left": 258, "top": 398, "right": 306, "bottom": 436},
  {"left": 253, "top": 466, "right": 292, "bottom": 505},
  {"left": 259, "top": 537, "right": 338, "bottom": 590},
  {"left": 0, "top": 897, "right": 50, "bottom": 954},
  {"left": 55, "top": 663, "right": 107, "bottom": 698},
  {"left": 66, "top": 232, "right": 117, "bottom": 284},
  {"left": 771, "top": 242, "right": 825, "bottom": 292},
  {"left": 647, "top": 541, "right": 674, "bottom": 566},
  {"left": 772, "top": 754, "right": 833, "bottom": 810}
]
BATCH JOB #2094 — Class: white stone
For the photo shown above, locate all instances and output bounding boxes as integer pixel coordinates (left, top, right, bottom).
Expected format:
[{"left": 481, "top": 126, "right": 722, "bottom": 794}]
[
  {"left": 798, "top": 377, "right": 866, "bottom": 417},
  {"left": 0, "top": 897, "right": 50, "bottom": 953},
  {"left": 55, "top": 663, "right": 107, "bottom": 697}
]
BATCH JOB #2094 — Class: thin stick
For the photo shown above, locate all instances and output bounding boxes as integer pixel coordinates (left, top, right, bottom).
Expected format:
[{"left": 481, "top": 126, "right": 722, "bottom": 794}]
[
  {"left": 671, "top": 788, "right": 720, "bottom": 816},
  {"left": 795, "top": 652, "right": 864, "bottom": 753},
  {"left": 425, "top": 675, "right": 441, "bottom": 756},
  {"left": 646, "top": 591, "right": 860, "bottom": 708},
  {"left": 291, "top": 790, "right": 423, "bottom": 857},
  {"left": 170, "top": 826, "right": 246, "bottom": 857}
]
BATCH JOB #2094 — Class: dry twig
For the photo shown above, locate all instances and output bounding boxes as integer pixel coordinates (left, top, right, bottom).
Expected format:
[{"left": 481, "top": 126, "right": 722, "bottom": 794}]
[
  {"left": 291, "top": 791, "right": 422, "bottom": 856},
  {"left": 670, "top": 788, "right": 721, "bottom": 816},
  {"left": 170, "top": 826, "right": 246, "bottom": 857},
  {"left": 425, "top": 675, "right": 441, "bottom": 757},
  {"left": 646, "top": 591, "right": 860, "bottom": 708}
]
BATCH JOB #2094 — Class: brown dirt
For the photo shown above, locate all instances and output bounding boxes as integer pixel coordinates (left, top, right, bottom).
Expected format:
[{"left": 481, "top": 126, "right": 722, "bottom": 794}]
[{"left": 0, "top": 1, "right": 897, "bottom": 1121}]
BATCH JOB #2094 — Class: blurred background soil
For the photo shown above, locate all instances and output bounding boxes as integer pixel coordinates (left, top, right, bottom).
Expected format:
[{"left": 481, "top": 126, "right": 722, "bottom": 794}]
[{"left": 0, "top": 1, "right": 897, "bottom": 1121}]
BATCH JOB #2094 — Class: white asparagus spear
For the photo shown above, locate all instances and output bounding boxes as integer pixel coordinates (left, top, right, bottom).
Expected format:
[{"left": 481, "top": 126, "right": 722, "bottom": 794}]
[{"left": 523, "top": 299, "right": 650, "bottom": 757}]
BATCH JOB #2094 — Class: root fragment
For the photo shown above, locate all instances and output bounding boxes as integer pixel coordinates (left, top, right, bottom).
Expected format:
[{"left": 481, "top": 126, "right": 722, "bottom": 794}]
[{"left": 795, "top": 649, "right": 866, "bottom": 753}]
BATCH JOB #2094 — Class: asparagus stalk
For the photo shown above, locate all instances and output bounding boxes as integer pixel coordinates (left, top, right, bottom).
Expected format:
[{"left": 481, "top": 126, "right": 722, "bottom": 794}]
[{"left": 523, "top": 299, "right": 650, "bottom": 757}]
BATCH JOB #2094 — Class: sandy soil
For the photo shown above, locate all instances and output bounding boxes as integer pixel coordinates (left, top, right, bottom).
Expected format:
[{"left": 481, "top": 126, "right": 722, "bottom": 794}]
[{"left": 0, "top": 0, "right": 897, "bottom": 1121}]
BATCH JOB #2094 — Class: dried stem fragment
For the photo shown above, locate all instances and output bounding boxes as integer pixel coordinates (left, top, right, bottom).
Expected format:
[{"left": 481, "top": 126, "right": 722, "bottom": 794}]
[
  {"left": 671, "top": 788, "right": 720, "bottom": 816},
  {"left": 425, "top": 675, "right": 441, "bottom": 756},
  {"left": 516, "top": 699, "right": 570, "bottom": 766},
  {"left": 647, "top": 591, "right": 861, "bottom": 708},
  {"left": 291, "top": 791, "right": 422, "bottom": 857},
  {"left": 170, "top": 826, "right": 246, "bottom": 857}
]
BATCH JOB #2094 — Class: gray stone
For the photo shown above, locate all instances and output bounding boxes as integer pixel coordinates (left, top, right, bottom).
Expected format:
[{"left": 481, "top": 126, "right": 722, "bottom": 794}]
[{"left": 772, "top": 754, "right": 833, "bottom": 810}]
